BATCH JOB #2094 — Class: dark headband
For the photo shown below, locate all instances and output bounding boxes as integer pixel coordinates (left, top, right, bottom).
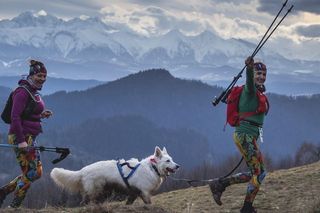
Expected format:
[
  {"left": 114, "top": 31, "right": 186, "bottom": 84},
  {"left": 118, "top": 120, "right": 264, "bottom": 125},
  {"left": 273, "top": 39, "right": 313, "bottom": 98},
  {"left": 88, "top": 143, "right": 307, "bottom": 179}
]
[
  {"left": 254, "top": 62, "right": 267, "bottom": 71},
  {"left": 29, "top": 60, "right": 47, "bottom": 75}
]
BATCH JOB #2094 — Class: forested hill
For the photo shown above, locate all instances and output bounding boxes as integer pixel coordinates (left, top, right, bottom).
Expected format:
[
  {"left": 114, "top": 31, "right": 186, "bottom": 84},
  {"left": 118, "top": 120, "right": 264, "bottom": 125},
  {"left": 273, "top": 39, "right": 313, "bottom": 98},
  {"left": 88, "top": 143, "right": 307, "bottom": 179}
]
[
  {"left": 44, "top": 69, "right": 221, "bottom": 132},
  {"left": 1, "top": 69, "right": 320, "bottom": 167},
  {"left": 40, "top": 69, "right": 219, "bottom": 167}
]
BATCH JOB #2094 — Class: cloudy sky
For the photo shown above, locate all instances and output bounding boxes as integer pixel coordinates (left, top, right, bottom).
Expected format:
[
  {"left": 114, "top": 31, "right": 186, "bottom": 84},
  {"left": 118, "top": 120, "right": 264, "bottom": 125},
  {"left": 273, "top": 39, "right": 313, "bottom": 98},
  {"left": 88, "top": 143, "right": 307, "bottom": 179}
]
[{"left": 0, "top": 0, "right": 319, "bottom": 60}]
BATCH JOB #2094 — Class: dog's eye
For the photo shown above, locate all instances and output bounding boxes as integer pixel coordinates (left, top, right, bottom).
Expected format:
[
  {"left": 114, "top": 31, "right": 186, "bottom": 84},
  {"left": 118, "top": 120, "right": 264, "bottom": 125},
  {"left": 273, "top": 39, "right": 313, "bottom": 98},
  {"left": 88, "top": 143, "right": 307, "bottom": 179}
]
[{"left": 166, "top": 160, "right": 170, "bottom": 163}]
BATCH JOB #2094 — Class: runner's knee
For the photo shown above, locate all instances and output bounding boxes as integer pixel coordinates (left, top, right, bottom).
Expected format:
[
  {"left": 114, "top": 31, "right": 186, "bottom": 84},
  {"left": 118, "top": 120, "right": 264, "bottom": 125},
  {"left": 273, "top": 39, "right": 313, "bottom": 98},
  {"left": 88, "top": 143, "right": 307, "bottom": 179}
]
[
  {"left": 26, "top": 166, "right": 43, "bottom": 182},
  {"left": 251, "top": 170, "right": 267, "bottom": 187}
]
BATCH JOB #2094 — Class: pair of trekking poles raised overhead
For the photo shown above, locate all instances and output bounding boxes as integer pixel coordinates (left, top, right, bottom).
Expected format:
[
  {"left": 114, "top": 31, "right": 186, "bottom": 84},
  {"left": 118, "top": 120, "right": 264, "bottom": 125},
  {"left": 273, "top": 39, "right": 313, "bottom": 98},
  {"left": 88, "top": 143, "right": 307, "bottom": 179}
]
[{"left": 212, "top": 0, "right": 294, "bottom": 107}]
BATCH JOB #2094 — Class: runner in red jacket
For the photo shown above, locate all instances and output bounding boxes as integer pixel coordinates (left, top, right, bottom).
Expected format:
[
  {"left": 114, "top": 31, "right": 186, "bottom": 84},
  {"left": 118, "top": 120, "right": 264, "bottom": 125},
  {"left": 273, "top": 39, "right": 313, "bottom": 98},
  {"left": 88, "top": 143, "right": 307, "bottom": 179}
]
[{"left": 210, "top": 56, "right": 269, "bottom": 213}]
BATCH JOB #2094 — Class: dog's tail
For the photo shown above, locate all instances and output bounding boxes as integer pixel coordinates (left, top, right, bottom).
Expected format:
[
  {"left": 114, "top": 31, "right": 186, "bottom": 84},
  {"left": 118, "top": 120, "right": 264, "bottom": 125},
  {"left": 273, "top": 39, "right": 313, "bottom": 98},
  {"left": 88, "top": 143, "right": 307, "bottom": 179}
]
[{"left": 50, "top": 168, "right": 82, "bottom": 194}]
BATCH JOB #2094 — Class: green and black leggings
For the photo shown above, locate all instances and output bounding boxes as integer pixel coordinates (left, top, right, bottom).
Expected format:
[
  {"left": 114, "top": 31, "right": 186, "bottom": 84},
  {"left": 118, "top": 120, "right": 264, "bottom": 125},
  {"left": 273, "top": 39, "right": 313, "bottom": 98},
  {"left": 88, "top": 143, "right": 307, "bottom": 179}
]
[
  {"left": 0, "top": 134, "right": 42, "bottom": 207},
  {"left": 221, "top": 132, "right": 267, "bottom": 203}
]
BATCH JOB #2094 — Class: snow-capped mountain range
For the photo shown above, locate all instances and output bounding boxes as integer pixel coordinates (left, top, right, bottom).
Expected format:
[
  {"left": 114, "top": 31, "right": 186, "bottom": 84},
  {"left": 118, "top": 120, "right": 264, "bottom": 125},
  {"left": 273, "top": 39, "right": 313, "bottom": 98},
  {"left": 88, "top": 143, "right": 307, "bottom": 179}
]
[{"left": 0, "top": 11, "right": 319, "bottom": 94}]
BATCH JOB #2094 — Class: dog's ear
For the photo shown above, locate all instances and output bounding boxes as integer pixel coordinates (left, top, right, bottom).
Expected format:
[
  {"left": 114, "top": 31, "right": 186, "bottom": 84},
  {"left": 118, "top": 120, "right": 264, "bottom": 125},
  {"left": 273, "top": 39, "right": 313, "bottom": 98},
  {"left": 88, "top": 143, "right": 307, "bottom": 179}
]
[
  {"left": 162, "top": 147, "right": 167, "bottom": 154},
  {"left": 154, "top": 146, "right": 162, "bottom": 158}
]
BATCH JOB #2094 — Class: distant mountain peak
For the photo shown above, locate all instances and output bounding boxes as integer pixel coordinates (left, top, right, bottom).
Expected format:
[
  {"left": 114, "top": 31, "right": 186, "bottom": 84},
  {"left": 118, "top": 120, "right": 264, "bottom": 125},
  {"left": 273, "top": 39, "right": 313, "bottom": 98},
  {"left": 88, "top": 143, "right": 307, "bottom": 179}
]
[
  {"left": 138, "top": 68, "right": 173, "bottom": 77},
  {"left": 197, "top": 30, "right": 217, "bottom": 38},
  {"left": 88, "top": 68, "right": 179, "bottom": 94},
  {"left": 10, "top": 10, "right": 62, "bottom": 27},
  {"left": 165, "top": 29, "right": 184, "bottom": 37},
  {"left": 124, "top": 68, "right": 174, "bottom": 82}
]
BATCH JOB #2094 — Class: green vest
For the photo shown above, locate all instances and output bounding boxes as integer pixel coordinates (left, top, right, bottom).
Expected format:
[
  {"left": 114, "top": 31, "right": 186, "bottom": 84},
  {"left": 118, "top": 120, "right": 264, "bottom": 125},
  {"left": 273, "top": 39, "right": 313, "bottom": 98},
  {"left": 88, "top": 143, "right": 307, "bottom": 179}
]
[{"left": 235, "top": 67, "right": 265, "bottom": 138}]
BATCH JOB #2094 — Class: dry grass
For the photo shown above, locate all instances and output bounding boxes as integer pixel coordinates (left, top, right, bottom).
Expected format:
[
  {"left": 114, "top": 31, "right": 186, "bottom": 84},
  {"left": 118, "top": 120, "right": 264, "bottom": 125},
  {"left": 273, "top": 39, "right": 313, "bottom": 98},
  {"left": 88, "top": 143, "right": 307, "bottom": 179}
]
[{"left": 1, "top": 162, "right": 320, "bottom": 213}]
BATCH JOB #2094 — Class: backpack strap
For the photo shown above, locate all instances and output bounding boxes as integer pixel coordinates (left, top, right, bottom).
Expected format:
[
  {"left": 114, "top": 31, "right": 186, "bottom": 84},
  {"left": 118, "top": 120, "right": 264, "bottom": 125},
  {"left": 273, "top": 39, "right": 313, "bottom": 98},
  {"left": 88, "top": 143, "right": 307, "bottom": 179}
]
[
  {"left": 16, "top": 85, "right": 40, "bottom": 103},
  {"left": 237, "top": 91, "right": 269, "bottom": 126},
  {"left": 16, "top": 85, "right": 41, "bottom": 122},
  {"left": 241, "top": 119, "right": 263, "bottom": 128},
  {"left": 238, "top": 111, "right": 259, "bottom": 121},
  {"left": 224, "top": 111, "right": 258, "bottom": 131}
]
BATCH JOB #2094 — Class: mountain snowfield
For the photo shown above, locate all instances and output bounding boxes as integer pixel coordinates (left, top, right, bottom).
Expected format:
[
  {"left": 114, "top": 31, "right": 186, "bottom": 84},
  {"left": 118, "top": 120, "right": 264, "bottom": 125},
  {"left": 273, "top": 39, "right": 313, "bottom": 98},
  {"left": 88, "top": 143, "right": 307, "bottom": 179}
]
[{"left": 0, "top": 11, "right": 319, "bottom": 94}]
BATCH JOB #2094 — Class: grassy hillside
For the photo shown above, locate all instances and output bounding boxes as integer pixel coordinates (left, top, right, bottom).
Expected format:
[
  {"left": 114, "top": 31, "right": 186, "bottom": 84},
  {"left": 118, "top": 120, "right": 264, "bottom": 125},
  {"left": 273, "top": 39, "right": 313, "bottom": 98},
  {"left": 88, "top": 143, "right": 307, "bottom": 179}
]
[{"left": 1, "top": 162, "right": 320, "bottom": 213}]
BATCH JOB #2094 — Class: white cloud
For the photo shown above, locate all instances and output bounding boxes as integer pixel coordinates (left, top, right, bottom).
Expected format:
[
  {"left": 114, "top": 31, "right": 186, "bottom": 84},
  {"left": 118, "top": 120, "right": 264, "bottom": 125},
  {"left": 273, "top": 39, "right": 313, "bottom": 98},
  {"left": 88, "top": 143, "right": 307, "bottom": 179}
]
[
  {"left": 0, "top": 0, "right": 317, "bottom": 41},
  {"left": 258, "top": 0, "right": 320, "bottom": 16},
  {"left": 0, "top": 0, "right": 319, "bottom": 61},
  {"left": 100, "top": 3, "right": 208, "bottom": 36},
  {"left": 293, "top": 70, "right": 314, "bottom": 74},
  {"left": 98, "top": 0, "right": 278, "bottom": 41}
]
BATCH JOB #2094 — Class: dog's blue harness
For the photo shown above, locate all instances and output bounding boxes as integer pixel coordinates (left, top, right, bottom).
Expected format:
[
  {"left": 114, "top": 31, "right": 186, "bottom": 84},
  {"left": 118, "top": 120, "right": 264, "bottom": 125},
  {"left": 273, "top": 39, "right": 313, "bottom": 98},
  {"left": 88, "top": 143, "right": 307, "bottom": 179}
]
[{"left": 117, "top": 160, "right": 141, "bottom": 189}]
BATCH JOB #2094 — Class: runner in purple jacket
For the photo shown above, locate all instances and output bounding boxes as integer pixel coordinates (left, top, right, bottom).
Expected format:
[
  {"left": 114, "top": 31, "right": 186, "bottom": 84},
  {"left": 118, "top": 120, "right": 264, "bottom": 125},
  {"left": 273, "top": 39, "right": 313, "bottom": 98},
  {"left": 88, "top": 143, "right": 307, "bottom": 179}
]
[{"left": 0, "top": 60, "right": 53, "bottom": 208}]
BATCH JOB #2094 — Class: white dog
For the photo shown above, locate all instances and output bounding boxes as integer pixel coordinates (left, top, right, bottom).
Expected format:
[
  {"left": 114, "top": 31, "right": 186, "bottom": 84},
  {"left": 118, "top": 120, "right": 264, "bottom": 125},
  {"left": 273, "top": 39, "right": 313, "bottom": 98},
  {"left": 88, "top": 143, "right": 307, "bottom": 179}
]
[{"left": 50, "top": 146, "right": 179, "bottom": 205}]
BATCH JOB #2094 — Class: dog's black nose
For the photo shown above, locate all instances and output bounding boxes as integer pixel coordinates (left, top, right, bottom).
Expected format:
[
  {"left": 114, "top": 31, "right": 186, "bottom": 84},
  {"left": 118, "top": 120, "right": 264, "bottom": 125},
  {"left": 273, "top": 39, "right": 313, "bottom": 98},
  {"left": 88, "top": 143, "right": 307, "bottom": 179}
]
[{"left": 176, "top": 164, "right": 180, "bottom": 169}]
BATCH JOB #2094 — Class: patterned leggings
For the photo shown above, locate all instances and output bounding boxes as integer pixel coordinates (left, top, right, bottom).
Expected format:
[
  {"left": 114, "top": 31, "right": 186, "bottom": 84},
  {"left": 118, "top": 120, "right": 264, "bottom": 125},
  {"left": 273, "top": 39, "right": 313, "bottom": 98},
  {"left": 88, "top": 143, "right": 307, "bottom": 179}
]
[
  {"left": 223, "top": 132, "right": 266, "bottom": 203},
  {"left": 2, "top": 134, "right": 42, "bottom": 207}
]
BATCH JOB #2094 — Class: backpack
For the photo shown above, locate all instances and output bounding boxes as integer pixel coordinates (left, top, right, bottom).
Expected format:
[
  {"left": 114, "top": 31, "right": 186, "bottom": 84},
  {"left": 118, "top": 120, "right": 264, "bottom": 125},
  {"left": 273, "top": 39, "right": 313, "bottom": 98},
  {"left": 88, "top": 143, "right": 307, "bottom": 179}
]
[
  {"left": 1, "top": 85, "right": 38, "bottom": 124},
  {"left": 226, "top": 85, "right": 269, "bottom": 127}
]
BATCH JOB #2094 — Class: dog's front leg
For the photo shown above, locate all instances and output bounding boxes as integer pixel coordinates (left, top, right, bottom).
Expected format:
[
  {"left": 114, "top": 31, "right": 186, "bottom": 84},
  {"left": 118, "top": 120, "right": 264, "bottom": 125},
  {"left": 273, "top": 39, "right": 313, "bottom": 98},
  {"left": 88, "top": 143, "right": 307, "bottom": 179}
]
[
  {"left": 126, "top": 194, "right": 138, "bottom": 205},
  {"left": 80, "top": 194, "right": 90, "bottom": 206},
  {"left": 140, "top": 193, "right": 151, "bottom": 204}
]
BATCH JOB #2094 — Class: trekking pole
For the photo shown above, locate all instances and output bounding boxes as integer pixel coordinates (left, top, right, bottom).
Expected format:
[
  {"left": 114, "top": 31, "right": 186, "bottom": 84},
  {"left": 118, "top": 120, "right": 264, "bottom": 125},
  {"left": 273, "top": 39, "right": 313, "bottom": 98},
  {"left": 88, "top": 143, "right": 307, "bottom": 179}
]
[
  {"left": 252, "top": 5, "right": 294, "bottom": 58},
  {"left": 212, "top": 0, "right": 292, "bottom": 106},
  {"left": 251, "top": 0, "right": 289, "bottom": 57},
  {"left": 0, "top": 143, "right": 70, "bottom": 164}
]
